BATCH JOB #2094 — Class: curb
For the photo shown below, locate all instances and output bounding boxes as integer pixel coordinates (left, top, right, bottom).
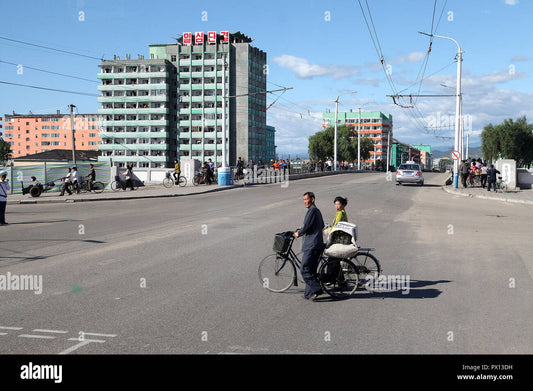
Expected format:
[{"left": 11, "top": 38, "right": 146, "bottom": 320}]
[
  {"left": 441, "top": 186, "right": 533, "bottom": 205},
  {"left": 7, "top": 184, "right": 242, "bottom": 205}
]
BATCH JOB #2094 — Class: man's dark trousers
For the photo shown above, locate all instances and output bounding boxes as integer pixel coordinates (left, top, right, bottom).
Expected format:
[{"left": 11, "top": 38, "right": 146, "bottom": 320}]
[
  {"left": 300, "top": 248, "right": 323, "bottom": 299},
  {"left": 299, "top": 203, "right": 325, "bottom": 299}
]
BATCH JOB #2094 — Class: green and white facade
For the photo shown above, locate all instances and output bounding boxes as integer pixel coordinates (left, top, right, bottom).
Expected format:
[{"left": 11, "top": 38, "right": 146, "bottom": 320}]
[{"left": 97, "top": 32, "right": 272, "bottom": 168}]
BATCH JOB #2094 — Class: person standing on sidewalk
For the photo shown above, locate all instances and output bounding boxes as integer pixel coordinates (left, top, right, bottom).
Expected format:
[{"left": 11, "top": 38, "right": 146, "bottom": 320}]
[
  {"left": 460, "top": 160, "right": 469, "bottom": 188},
  {"left": 294, "top": 192, "right": 325, "bottom": 301},
  {"left": 480, "top": 163, "right": 488, "bottom": 188},
  {"left": 487, "top": 165, "right": 500, "bottom": 192},
  {"left": 59, "top": 167, "right": 73, "bottom": 196},
  {"left": 0, "top": 170, "right": 10, "bottom": 225}
]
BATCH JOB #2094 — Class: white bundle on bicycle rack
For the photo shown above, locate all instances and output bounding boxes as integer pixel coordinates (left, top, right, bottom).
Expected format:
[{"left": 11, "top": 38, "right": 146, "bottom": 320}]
[{"left": 323, "top": 221, "right": 358, "bottom": 259}]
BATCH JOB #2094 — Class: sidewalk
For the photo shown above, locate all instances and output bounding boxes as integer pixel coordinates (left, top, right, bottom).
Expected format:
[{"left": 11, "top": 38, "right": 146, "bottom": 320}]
[
  {"left": 6, "top": 182, "right": 242, "bottom": 205},
  {"left": 442, "top": 183, "right": 533, "bottom": 205}
]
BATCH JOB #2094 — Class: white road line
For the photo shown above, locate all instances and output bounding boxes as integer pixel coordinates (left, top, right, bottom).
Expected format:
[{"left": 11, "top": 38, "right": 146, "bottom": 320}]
[
  {"left": 0, "top": 332, "right": 8, "bottom": 335},
  {"left": 81, "top": 332, "right": 117, "bottom": 338},
  {"left": 18, "top": 334, "right": 56, "bottom": 339},
  {"left": 60, "top": 338, "right": 106, "bottom": 355},
  {"left": 59, "top": 340, "right": 92, "bottom": 355},
  {"left": 0, "top": 326, "right": 23, "bottom": 330},
  {"left": 32, "top": 329, "right": 68, "bottom": 334}
]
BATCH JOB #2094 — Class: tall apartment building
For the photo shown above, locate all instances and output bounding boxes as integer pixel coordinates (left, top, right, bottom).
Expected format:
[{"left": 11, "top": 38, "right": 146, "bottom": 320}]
[
  {"left": 97, "top": 31, "right": 270, "bottom": 168},
  {"left": 97, "top": 58, "right": 177, "bottom": 168},
  {"left": 2, "top": 112, "right": 101, "bottom": 158},
  {"left": 322, "top": 111, "right": 393, "bottom": 164}
]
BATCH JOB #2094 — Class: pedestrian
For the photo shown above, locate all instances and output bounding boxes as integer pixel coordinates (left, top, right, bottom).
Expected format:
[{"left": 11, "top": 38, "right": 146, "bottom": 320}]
[
  {"left": 122, "top": 165, "right": 135, "bottom": 190},
  {"left": 59, "top": 167, "right": 73, "bottom": 196},
  {"left": 480, "top": 163, "right": 488, "bottom": 188},
  {"left": 71, "top": 167, "right": 79, "bottom": 193},
  {"left": 460, "top": 160, "right": 469, "bottom": 188},
  {"left": 486, "top": 164, "right": 500, "bottom": 192},
  {"left": 0, "top": 170, "right": 10, "bottom": 225},
  {"left": 294, "top": 192, "right": 325, "bottom": 301},
  {"left": 85, "top": 164, "right": 96, "bottom": 192}
]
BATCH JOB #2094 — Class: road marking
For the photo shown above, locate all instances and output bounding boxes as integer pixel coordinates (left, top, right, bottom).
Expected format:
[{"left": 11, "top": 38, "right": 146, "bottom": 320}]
[
  {"left": 0, "top": 326, "right": 23, "bottom": 330},
  {"left": 60, "top": 338, "right": 106, "bottom": 355},
  {"left": 80, "top": 332, "right": 117, "bottom": 338},
  {"left": 0, "top": 332, "right": 8, "bottom": 335},
  {"left": 19, "top": 334, "right": 56, "bottom": 339},
  {"left": 32, "top": 329, "right": 68, "bottom": 334}
]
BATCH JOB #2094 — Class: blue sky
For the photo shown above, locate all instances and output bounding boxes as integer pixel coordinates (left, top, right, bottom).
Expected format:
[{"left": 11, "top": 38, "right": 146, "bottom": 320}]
[{"left": 1, "top": 0, "right": 532, "bottom": 157}]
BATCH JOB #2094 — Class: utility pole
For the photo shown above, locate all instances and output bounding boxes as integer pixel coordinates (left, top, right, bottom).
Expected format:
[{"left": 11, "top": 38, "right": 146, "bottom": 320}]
[
  {"left": 334, "top": 91, "right": 357, "bottom": 171},
  {"left": 218, "top": 52, "right": 231, "bottom": 185},
  {"left": 69, "top": 104, "right": 76, "bottom": 166},
  {"left": 358, "top": 107, "right": 361, "bottom": 170},
  {"left": 419, "top": 32, "right": 462, "bottom": 189}
]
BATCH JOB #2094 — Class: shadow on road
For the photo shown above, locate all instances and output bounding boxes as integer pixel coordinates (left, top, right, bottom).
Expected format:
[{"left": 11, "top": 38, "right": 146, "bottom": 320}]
[{"left": 314, "top": 279, "right": 452, "bottom": 302}]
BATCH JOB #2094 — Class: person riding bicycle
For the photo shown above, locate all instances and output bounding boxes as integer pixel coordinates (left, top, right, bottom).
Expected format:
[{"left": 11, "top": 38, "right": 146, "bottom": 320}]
[
  {"left": 173, "top": 159, "right": 181, "bottom": 183},
  {"left": 85, "top": 164, "right": 96, "bottom": 192},
  {"left": 294, "top": 191, "right": 324, "bottom": 301}
]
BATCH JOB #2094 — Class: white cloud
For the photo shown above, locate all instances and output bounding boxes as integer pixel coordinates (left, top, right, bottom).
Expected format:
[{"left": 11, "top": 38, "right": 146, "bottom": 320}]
[
  {"left": 394, "top": 51, "right": 426, "bottom": 64},
  {"left": 272, "top": 54, "right": 360, "bottom": 79},
  {"left": 505, "top": 0, "right": 519, "bottom": 5}
]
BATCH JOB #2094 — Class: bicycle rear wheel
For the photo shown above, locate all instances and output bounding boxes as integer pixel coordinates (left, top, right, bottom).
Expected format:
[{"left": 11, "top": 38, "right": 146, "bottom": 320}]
[
  {"left": 352, "top": 252, "right": 382, "bottom": 285},
  {"left": 178, "top": 176, "right": 187, "bottom": 187},
  {"left": 92, "top": 182, "right": 104, "bottom": 194},
  {"left": 258, "top": 253, "right": 296, "bottom": 293},
  {"left": 319, "top": 258, "right": 359, "bottom": 298}
]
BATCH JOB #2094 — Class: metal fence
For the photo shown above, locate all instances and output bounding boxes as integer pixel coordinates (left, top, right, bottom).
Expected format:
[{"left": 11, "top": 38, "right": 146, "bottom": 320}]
[{"left": 0, "top": 162, "right": 112, "bottom": 194}]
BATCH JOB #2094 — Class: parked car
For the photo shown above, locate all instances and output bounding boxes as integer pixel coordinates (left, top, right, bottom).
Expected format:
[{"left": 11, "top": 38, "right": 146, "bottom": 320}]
[{"left": 396, "top": 161, "right": 424, "bottom": 186}]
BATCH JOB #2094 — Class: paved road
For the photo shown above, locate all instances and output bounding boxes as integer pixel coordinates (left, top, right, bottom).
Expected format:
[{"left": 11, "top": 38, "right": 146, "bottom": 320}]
[{"left": 0, "top": 172, "right": 531, "bottom": 355}]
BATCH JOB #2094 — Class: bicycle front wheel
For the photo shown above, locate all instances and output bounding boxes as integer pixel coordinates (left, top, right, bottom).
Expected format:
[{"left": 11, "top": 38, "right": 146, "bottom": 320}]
[
  {"left": 258, "top": 253, "right": 296, "bottom": 293},
  {"left": 92, "top": 182, "right": 104, "bottom": 193},
  {"left": 319, "top": 258, "right": 359, "bottom": 299},
  {"left": 110, "top": 181, "right": 122, "bottom": 192},
  {"left": 352, "top": 252, "right": 382, "bottom": 285},
  {"left": 163, "top": 177, "right": 174, "bottom": 188}
]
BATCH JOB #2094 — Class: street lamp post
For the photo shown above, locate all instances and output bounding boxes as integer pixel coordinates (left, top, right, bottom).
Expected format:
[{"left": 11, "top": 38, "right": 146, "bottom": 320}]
[
  {"left": 334, "top": 91, "right": 357, "bottom": 171},
  {"left": 420, "top": 32, "right": 463, "bottom": 189}
]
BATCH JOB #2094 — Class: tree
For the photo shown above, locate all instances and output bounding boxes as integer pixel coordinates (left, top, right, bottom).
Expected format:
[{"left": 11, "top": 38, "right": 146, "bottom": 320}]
[
  {"left": 481, "top": 116, "right": 533, "bottom": 167},
  {"left": 308, "top": 125, "right": 374, "bottom": 163},
  {"left": 0, "top": 138, "right": 12, "bottom": 166}
]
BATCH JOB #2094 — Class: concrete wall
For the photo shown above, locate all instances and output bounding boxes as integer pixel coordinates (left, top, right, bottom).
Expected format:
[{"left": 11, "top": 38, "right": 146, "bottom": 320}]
[
  {"left": 495, "top": 159, "right": 517, "bottom": 189},
  {"left": 517, "top": 168, "right": 533, "bottom": 189}
]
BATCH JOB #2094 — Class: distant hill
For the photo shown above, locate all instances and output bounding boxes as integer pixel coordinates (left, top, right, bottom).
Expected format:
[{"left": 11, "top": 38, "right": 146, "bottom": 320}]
[{"left": 432, "top": 146, "right": 483, "bottom": 160}]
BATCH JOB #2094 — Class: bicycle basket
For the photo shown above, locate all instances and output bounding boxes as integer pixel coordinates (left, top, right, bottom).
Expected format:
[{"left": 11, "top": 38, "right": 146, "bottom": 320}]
[{"left": 273, "top": 232, "right": 292, "bottom": 254}]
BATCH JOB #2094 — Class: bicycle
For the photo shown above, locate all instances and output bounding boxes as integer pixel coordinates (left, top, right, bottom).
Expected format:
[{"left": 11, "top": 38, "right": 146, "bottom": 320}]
[
  {"left": 110, "top": 175, "right": 140, "bottom": 191},
  {"left": 258, "top": 231, "right": 362, "bottom": 299},
  {"left": 77, "top": 177, "right": 105, "bottom": 193},
  {"left": 496, "top": 176, "right": 508, "bottom": 193},
  {"left": 192, "top": 170, "right": 214, "bottom": 186},
  {"left": 162, "top": 171, "right": 187, "bottom": 188}
]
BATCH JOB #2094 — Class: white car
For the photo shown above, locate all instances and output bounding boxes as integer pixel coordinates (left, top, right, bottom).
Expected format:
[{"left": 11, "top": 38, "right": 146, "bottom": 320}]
[{"left": 396, "top": 161, "right": 424, "bottom": 186}]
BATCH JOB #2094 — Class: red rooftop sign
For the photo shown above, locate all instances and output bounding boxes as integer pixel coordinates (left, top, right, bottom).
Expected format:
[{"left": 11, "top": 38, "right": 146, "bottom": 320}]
[{"left": 183, "top": 31, "right": 229, "bottom": 45}]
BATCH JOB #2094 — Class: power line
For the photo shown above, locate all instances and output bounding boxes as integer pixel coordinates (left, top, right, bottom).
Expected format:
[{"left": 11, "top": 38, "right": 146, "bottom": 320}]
[
  {"left": 0, "top": 60, "right": 98, "bottom": 83},
  {"left": 0, "top": 36, "right": 104, "bottom": 61},
  {"left": 0, "top": 81, "right": 99, "bottom": 97}
]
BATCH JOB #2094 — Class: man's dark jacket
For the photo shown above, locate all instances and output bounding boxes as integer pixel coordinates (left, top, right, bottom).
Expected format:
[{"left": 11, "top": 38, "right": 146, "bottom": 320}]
[{"left": 299, "top": 203, "right": 324, "bottom": 252}]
